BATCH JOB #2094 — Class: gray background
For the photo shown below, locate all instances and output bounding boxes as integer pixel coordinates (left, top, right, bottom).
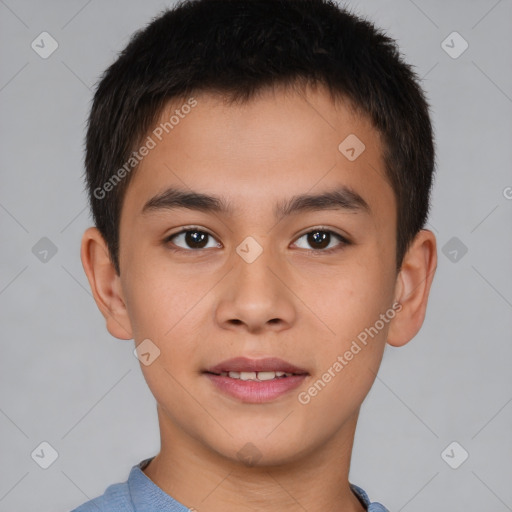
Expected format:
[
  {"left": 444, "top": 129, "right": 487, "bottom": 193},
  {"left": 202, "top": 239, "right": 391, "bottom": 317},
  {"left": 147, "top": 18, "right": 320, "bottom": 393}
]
[{"left": 1, "top": 0, "right": 511, "bottom": 511}]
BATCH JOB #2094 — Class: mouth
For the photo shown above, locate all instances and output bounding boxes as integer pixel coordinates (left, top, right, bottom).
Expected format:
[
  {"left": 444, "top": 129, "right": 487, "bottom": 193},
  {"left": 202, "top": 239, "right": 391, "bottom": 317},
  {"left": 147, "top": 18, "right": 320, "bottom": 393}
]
[
  {"left": 203, "top": 356, "right": 309, "bottom": 378},
  {"left": 204, "top": 369, "right": 305, "bottom": 381},
  {"left": 203, "top": 357, "right": 309, "bottom": 403}
]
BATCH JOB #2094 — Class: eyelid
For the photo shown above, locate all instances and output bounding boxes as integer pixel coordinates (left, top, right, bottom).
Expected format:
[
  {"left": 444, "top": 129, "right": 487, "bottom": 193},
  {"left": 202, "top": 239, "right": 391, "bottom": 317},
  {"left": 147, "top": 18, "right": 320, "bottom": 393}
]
[
  {"left": 166, "top": 225, "right": 216, "bottom": 238},
  {"left": 164, "top": 225, "right": 221, "bottom": 247},
  {"left": 291, "top": 226, "right": 351, "bottom": 252},
  {"left": 164, "top": 225, "right": 351, "bottom": 252},
  {"left": 294, "top": 225, "right": 350, "bottom": 242}
]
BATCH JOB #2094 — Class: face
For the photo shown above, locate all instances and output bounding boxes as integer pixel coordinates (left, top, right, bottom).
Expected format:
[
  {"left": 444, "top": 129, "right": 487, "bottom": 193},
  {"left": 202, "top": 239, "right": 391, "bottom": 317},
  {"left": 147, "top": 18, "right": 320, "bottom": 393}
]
[{"left": 116, "top": 85, "right": 400, "bottom": 465}]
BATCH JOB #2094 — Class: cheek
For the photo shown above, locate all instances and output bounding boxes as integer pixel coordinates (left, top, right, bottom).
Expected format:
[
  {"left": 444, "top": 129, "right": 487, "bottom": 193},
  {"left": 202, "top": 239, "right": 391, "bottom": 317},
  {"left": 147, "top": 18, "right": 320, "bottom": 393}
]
[
  {"left": 123, "top": 263, "right": 206, "bottom": 399},
  {"left": 121, "top": 253, "right": 220, "bottom": 385},
  {"left": 121, "top": 257, "right": 205, "bottom": 341},
  {"left": 305, "top": 258, "right": 394, "bottom": 399},
  {"left": 299, "top": 270, "right": 391, "bottom": 413},
  {"left": 317, "top": 259, "right": 393, "bottom": 338}
]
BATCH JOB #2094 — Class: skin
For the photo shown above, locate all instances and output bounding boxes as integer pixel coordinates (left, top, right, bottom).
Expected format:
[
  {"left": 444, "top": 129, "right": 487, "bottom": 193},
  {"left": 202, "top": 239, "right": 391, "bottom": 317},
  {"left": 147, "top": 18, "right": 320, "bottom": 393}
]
[{"left": 81, "top": 83, "right": 437, "bottom": 512}]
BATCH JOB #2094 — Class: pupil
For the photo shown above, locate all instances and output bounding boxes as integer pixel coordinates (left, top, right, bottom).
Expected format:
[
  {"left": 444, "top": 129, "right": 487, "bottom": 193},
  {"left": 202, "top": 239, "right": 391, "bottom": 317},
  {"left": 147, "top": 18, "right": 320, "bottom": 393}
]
[
  {"left": 308, "top": 230, "right": 329, "bottom": 249},
  {"left": 183, "top": 230, "right": 330, "bottom": 250},
  {"left": 186, "top": 230, "right": 207, "bottom": 248}
]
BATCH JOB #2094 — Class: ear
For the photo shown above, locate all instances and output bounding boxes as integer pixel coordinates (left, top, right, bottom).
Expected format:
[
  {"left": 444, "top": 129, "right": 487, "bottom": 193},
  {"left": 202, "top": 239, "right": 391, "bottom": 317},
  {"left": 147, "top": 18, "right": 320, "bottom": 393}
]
[
  {"left": 80, "top": 227, "right": 133, "bottom": 340},
  {"left": 387, "top": 229, "right": 437, "bottom": 347}
]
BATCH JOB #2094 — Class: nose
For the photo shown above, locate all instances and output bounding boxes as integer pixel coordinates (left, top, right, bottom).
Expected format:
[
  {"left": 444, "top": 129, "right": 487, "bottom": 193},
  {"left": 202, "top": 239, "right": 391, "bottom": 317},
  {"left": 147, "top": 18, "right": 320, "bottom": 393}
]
[{"left": 214, "top": 242, "right": 297, "bottom": 334}]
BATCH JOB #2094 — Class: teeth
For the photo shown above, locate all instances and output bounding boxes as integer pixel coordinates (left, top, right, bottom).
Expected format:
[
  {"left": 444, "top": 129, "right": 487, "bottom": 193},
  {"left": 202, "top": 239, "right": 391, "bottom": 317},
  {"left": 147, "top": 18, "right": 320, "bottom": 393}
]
[
  {"left": 218, "top": 370, "right": 295, "bottom": 381},
  {"left": 255, "top": 371, "right": 279, "bottom": 381}
]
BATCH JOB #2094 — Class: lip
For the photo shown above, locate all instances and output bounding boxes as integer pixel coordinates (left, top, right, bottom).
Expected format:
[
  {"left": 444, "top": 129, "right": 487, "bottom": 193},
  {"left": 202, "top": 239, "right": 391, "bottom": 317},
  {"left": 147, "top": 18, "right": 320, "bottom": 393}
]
[
  {"left": 204, "top": 373, "right": 308, "bottom": 403},
  {"left": 203, "top": 357, "right": 309, "bottom": 404},
  {"left": 204, "top": 356, "right": 309, "bottom": 375}
]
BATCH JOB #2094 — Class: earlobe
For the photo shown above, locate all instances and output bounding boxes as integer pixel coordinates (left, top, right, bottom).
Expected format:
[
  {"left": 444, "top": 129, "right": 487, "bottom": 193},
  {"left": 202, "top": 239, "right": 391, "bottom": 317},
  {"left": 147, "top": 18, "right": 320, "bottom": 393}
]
[
  {"left": 80, "top": 227, "right": 133, "bottom": 340},
  {"left": 386, "top": 229, "right": 437, "bottom": 347}
]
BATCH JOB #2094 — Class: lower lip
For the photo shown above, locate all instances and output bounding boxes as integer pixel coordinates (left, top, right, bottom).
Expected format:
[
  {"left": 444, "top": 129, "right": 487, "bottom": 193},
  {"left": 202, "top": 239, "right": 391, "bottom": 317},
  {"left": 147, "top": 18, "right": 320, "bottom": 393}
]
[{"left": 204, "top": 373, "right": 308, "bottom": 403}]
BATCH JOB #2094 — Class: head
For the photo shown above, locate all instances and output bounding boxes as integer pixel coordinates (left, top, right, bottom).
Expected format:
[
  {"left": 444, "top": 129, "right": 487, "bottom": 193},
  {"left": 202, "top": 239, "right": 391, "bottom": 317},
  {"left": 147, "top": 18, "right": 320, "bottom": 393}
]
[{"left": 81, "top": 0, "right": 437, "bottom": 468}]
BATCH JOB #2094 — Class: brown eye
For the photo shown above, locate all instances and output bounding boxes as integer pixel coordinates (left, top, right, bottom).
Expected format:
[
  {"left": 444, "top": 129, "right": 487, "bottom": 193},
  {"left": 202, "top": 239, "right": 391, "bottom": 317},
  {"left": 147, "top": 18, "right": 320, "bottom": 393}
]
[
  {"left": 307, "top": 230, "right": 330, "bottom": 249},
  {"left": 293, "top": 228, "right": 349, "bottom": 253},
  {"left": 166, "top": 228, "right": 221, "bottom": 251}
]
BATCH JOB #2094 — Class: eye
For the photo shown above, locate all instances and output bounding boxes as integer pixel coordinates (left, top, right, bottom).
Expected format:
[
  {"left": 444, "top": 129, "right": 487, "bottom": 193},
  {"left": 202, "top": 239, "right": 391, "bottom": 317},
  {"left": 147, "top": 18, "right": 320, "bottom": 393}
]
[
  {"left": 292, "top": 228, "right": 350, "bottom": 253},
  {"left": 164, "top": 226, "right": 350, "bottom": 254},
  {"left": 164, "top": 227, "right": 221, "bottom": 251}
]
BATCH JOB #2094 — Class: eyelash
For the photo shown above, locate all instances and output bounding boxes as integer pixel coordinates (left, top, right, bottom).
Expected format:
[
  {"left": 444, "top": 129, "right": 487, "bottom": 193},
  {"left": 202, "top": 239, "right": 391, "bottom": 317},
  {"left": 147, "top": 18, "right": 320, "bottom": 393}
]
[{"left": 163, "top": 226, "right": 351, "bottom": 255}]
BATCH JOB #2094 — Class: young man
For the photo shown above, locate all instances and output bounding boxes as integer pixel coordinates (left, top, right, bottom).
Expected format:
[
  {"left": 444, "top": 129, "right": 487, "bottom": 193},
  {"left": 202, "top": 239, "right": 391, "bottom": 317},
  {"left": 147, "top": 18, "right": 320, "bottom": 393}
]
[{"left": 73, "top": 0, "right": 437, "bottom": 510}]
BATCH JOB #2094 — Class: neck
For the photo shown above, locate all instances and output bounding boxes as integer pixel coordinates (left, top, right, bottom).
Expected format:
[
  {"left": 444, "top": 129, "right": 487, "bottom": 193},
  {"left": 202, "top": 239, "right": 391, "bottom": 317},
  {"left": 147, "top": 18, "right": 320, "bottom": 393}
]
[{"left": 142, "top": 405, "right": 366, "bottom": 512}]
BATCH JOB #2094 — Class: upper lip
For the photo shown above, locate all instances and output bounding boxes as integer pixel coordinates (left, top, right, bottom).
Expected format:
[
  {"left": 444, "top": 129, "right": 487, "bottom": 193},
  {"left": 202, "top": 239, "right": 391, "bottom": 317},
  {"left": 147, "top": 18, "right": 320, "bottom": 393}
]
[{"left": 205, "top": 357, "right": 309, "bottom": 375}]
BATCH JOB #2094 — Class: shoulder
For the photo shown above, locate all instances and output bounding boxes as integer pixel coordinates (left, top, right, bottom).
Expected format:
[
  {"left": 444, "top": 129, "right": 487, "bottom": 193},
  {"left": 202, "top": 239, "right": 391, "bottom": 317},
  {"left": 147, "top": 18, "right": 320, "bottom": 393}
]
[
  {"left": 350, "top": 484, "right": 390, "bottom": 512},
  {"left": 70, "top": 479, "right": 134, "bottom": 512}
]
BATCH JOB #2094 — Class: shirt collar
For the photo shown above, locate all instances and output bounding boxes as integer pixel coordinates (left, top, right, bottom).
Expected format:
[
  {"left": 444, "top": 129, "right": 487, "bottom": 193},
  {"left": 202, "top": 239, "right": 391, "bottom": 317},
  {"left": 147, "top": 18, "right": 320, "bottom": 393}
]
[
  {"left": 128, "top": 457, "right": 189, "bottom": 511},
  {"left": 128, "top": 457, "right": 387, "bottom": 512}
]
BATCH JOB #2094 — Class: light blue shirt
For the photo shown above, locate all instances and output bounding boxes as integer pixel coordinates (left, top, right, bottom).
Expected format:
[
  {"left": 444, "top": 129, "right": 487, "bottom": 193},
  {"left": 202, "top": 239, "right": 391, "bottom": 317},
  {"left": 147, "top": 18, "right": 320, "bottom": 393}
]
[{"left": 71, "top": 457, "right": 389, "bottom": 512}]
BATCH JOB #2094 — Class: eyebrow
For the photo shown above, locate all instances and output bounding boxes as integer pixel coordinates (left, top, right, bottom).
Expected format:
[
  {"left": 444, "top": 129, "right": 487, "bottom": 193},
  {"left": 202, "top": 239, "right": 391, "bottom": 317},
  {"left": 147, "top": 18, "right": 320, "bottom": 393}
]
[{"left": 141, "top": 185, "right": 371, "bottom": 218}]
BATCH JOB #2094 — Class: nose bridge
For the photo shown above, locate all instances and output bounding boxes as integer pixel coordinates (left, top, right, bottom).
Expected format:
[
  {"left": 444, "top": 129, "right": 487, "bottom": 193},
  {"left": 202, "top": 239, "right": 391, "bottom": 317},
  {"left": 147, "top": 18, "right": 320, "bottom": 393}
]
[
  {"left": 215, "top": 235, "right": 296, "bottom": 331},
  {"left": 234, "top": 236, "right": 280, "bottom": 304}
]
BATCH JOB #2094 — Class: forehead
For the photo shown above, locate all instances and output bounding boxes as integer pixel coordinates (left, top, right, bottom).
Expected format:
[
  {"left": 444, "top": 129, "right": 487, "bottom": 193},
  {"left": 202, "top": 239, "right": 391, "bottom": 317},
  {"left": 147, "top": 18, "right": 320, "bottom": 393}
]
[{"left": 122, "top": 84, "right": 395, "bottom": 229}]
